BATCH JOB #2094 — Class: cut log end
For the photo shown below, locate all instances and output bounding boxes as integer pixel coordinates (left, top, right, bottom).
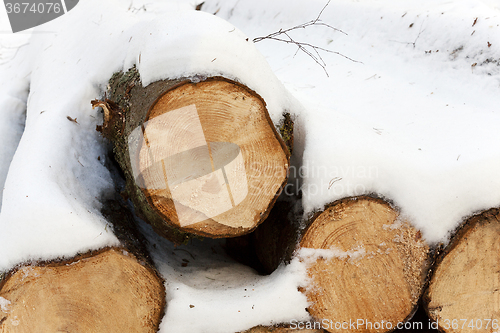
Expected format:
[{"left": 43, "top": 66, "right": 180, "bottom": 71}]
[
  {"left": 138, "top": 79, "right": 289, "bottom": 235},
  {"left": 299, "top": 197, "right": 429, "bottom": 333},
  {"left": 425, "top": 208, "right": 500, "bottom": 333},
  {"left": 0, "top": 248, "right": 165, "bottom": 333},
  {"left": 102, "top": 68, "right": 292, "bottom": 242}
]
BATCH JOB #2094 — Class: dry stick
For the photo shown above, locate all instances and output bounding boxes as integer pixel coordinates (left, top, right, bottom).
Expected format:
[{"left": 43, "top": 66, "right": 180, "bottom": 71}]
[
  {"left": 390, "top": 21, "right": 425, "bottom": 48},
  {"left": 252, "top": 0, "right": 361, "bottom": 76}
]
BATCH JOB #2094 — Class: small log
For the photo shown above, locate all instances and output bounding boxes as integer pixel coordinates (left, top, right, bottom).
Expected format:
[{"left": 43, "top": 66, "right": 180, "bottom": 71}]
[
  {"left": 0, "top": 247, "right": 165, "bottom": 332},
  {"left": 424, "top": 208, "right": 500, "bottom": 333},
  {"left": 93, "top": 67, "right": 291, "bottom": 243},
  {"left": 298, "top": 196, "right": 430, "bottom": 333}
]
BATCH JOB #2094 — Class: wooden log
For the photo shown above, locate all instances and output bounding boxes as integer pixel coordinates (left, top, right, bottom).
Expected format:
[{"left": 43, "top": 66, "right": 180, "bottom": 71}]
[
  {"left": 424, "top": 208, "right": 500, "bottom": 333},
  {"left": 0, "top": 247, "right": 165, "bottom": 332},
  {"left": 0, "top": 187, "right": 165, "bottom": 332},
  {"left": 298, "top": 196, "right": 430, "bottom": 333},
  {"left": 92, "top": 67, "right": 291, "bottom": 244}
]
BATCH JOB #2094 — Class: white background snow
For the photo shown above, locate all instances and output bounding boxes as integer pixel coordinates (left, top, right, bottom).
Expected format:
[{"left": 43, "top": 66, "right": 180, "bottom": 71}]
[{"left": 0, "top": 0, "right": 499, "bottom": 332}]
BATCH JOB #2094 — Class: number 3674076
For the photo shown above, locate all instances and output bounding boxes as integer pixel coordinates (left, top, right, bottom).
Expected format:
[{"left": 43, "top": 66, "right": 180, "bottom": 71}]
[{"left": 5, "top": 2, "right": 62, "bottom": 14}]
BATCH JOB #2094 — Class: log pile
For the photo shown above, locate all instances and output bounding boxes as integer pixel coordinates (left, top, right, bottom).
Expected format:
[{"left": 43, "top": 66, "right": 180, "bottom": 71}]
[{"left": 0, "top": 68, "right": 498, "bottom": 333}]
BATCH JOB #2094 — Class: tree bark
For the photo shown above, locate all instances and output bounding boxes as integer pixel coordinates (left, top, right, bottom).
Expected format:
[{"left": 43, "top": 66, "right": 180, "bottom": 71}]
[
  {"left": 424, "top": 208, "right": 500, "bottom": 333},
  {"left": 298, "top": 196, "right": 430, "bottom": 333},
  {"left": 92, "top": 67, "right": 292, "bottom": 244}
]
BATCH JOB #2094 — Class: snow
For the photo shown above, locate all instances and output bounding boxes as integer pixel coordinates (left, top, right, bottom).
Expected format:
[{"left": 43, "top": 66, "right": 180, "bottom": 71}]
[
  {"left": 0, "top": 296, "right": 11, "bottom": 313},
  {"left": 10, "top": 316, "right": 19, "bottom": 326},
  {"left": 204, "top": 0, "right": 500, "bottom": 243},
  {"left": 138, "top": 221, "right": 310, "bottom": 333},
  {"left": 0, "top": 0, "right": 499, "bottom": 331},
  {"left": 0, "top": 28, "right": 30, "bottom": 209},
  {"left": 297, "top": 245, "right": 367, "bottom": 265}
]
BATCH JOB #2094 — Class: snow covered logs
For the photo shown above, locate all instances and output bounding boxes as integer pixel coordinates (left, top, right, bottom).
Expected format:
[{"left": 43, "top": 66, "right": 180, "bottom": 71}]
[
  {"left": 0, "top": 199, "right": 165, "bottom": 332},
  {"left": 92, "top": 68, "right": 292, "bottom": 244},
  {"left": 246, "top": 196, "right": 430, "bottom": 333},
  {"left": 424, "top": 208, "right": 500, "bottom": 333}
]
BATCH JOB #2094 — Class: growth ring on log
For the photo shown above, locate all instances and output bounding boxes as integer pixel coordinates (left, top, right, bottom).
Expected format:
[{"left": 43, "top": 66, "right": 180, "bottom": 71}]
[
  {"left": 299, "top": 197, "right": 429, "bottom": 333},
  {"left": 103, "top": 71, "right": 291, "bottom": 242},
  {"left": 0, "top": 248, "right": 165, "bottom": 332},
  {"left": 425, "top": 209, "right": 500, "bottom": 333}
]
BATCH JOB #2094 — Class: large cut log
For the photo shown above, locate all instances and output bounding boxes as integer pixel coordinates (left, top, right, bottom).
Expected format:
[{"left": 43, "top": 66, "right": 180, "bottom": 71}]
[
  {"left": 298, "top": 196, "right": 430, "bottom": 333},
  {"left": 0, "top": 247, "right": 165, "bottom": 332},
  {"left": 92, "top": 67, "right": 291, "bottom": 244},
  {"left": 424, "top": 208, "right": 500, "bottom": 333}
]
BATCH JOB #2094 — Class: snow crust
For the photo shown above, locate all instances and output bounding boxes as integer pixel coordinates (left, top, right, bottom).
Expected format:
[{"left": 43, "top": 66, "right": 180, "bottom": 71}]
[
  {"left": 298, "top": 245, "right": 367, "bottom": 265},
  {"left": 1, "top": 0, "right": 500, "bottom": 331},
  {"left": 203, "top": 0, "right": 500, "bottom": 243}
]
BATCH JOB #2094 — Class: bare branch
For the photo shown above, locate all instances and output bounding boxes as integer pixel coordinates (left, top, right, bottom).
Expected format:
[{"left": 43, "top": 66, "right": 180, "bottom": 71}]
[
  {"left": 314, "top": 0, "right": 332, "bottom": 23},
  {"left": 390, "top": 21, "right": 425, "bottom": 48},
  {"left": 252, "top": 0, "right": 359, "bottom": 76}
]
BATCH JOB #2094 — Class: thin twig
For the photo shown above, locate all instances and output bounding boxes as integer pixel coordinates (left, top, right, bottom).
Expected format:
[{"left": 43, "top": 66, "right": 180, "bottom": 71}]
[
  {"left": 252, "top": 0, "right": 360, "bottom": 76},
  {"left": 253, "top": 1, "right": 345, "bottom": 43},
  {"left": 0, "top": 42, "right": 29, "bottom": 65},
  {"left": 390, "top": 21, "right": 425, "bottom": 48}
]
